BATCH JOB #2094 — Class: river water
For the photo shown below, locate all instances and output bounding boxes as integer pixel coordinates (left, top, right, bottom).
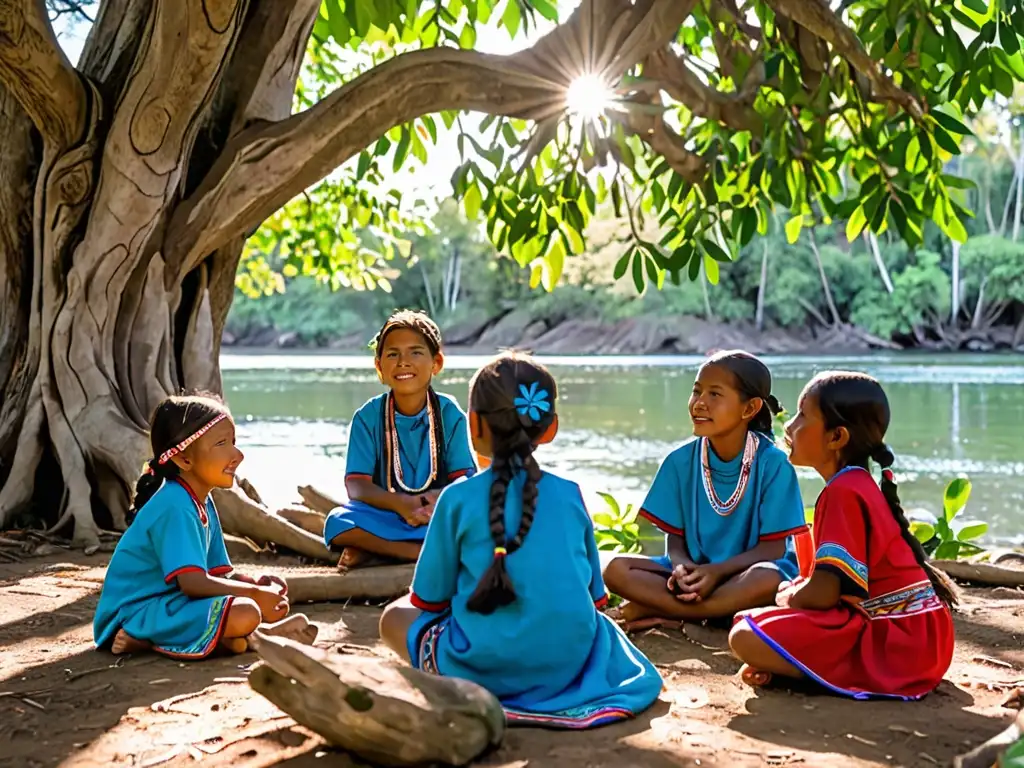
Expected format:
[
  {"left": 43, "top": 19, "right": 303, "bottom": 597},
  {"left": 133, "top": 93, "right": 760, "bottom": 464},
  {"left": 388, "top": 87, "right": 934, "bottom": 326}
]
[{"left": 221, "top": 352, "right": 1024, "bottom": 545}]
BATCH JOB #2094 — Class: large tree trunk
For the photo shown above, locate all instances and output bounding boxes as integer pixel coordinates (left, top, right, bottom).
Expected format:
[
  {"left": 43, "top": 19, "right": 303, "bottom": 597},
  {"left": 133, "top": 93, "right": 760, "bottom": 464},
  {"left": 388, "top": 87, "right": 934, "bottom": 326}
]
[{"left": 0, "top": 0, "right": 692, "bottom": 543}]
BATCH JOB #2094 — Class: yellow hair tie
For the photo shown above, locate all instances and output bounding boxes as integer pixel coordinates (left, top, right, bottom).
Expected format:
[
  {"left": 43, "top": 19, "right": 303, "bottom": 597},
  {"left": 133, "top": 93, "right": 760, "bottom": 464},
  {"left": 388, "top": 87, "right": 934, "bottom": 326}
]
[{"left": 493, "top": 546, "right": 507, "bottom": 557}]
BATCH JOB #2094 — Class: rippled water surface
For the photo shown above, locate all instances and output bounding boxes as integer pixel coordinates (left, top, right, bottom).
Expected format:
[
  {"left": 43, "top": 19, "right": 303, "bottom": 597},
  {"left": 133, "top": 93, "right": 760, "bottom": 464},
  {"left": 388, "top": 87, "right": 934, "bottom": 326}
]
[{"left": 222, "top": 352, "right": 1024, "bottom": 544}]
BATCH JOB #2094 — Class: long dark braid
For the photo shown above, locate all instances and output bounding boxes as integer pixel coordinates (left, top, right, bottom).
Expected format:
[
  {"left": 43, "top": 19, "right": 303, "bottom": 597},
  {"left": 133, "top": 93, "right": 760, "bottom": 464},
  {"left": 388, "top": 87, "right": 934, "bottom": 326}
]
[
  {"left": 810, "top": 372, "right": 959, "bottom": 607},
  {"left": 465, "top": 352, "right": 556, "bottom": 615},
  {"left": 128, "top": 393, "right": 229, "bottom": 525}
]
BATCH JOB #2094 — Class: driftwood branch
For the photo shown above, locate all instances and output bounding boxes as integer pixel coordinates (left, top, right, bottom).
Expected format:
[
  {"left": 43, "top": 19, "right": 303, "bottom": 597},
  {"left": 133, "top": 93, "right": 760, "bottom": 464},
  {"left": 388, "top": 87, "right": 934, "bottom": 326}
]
[
  {"left": 212, "top": 485, "right": 334, "bottom": 563},
  {"left": 249, "top": 634, "right": 506, "bottom": 767},
  {"left": 931, "top": 559, "right": 1024, "bottom": 588},
  {"left": 164, "top": 0, "right": 696, "bottom": 273},
  {"left": 954, "top": 710, "right": 1023, "bottom": 768},
  {"left": 286, "top": 565, "right": 414, "bottom": 604},
  {"left": 297, "top": 484, "right": 342, "bottom": 515},
  {"left": 0, "top": 0, "right": 86, "bottom": 148},
  {"left": 277, "top": 505, "right": 326, "bottom": 537}
]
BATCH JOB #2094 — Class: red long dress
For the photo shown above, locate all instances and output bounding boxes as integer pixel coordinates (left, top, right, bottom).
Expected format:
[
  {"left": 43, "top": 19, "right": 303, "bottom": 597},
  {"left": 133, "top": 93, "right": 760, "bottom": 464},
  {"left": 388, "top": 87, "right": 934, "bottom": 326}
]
[{"left": 735, "top": 466, "right": 955, "bottom": 700}]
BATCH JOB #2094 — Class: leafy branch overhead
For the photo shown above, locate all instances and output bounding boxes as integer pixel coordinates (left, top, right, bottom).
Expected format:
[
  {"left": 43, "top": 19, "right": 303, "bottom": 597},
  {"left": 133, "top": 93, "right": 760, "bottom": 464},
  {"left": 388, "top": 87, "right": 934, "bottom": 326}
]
[{"left": 252, "top": 0, "right": 1024, "bottom": 297}]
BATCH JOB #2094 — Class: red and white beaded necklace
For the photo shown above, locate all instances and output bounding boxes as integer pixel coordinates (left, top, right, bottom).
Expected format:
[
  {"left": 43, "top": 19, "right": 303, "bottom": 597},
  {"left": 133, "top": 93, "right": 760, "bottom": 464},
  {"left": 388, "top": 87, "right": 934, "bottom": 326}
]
[
  {"left": 700, "top": 431, "right": 758, "bottom": 517},
  {"left": 382, "top": 393, "right": 439, "bottom": 494}
]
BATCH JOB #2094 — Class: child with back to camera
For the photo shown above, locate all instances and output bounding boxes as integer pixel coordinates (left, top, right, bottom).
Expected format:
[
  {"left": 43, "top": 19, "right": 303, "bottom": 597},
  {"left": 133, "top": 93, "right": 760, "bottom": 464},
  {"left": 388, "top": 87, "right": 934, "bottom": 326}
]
[
  {"left": 94, "top": 394, "right": 316, "bottom": 659},
  {"left": 603, "top": 351, "right": 808, "bottom": 630},
  {"left": 323, "top": 310, "right": 477, "bottom": 570},
  {"left": 730, "top": 371, "right": 957, "bottom": 699},
  {"left": 379, "top": 352, "right": 663, "bottom": 729}
]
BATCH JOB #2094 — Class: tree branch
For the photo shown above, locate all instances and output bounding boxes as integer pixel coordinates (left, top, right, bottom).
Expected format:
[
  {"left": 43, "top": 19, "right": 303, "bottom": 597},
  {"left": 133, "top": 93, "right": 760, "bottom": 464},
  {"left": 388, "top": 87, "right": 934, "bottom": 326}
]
[
  {"left": 164, "top": 0, "right": 698, "bottom": 276},
  {"left": 77, "top": 0, "right": 151, "bottom": 107},
  {"left": 623, "top": 108, "right": 707, "bottom": 184},
  {"left": 642, "top": 48, "right": 759, "bottom": 133},
  {"left": 766, "top": 0, "right": 923, "bottom": 120},
  {"left": 0, "top": 0, "right": 86, "bottom": 148}
]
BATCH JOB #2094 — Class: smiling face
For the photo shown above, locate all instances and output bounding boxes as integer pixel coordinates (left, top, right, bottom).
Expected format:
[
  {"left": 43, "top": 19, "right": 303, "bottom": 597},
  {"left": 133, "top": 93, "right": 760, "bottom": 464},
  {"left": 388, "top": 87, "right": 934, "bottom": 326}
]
[
  {"left": 375, "top": 327, "right": 442, "bottom": 397},
  {"left": 688, "top": 363, "right": 761, "bottom": 438},
  {"left": 176, "top": 417, "right": 244, "bottom": 490}
]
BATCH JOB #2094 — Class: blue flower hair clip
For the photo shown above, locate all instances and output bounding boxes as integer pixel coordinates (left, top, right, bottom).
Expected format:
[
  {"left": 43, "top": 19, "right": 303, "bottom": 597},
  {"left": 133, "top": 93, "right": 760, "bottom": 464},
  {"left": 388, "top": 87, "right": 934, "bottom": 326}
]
[{"left": 514, "top": 382, "right": 551, "bottom": 423}]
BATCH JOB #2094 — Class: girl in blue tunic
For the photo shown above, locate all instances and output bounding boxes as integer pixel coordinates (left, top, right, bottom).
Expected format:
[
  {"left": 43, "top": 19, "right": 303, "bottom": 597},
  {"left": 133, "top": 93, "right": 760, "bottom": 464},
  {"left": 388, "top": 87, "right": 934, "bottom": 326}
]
[
  {"left": 379, "top": 352, "right": 663, "bottom": 729},
  {"left": 604, "top": 350, "right": 807, "bottom": 631},
  {"left": 324, "top": 310, "right": 477, "bottom": 570},
  {"left": 94, "top": 394, "right": 316, "bottom": 659}
]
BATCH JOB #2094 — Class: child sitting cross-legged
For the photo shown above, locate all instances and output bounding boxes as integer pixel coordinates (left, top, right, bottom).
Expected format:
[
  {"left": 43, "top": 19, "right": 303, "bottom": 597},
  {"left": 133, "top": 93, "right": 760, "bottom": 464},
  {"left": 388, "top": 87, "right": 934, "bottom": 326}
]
[
  {"left": 324, "top": 310, "right": 477, "bottom": 570},
  {"left": 730, "top": 372, "right": 957, "bottom": 699},
  {"left": 94, "top": 394, "right": 316, "bottom": 659},
  {"left": 379, "top": 352, "right": 663, "bottom": 729},
  {"left": 603, "top": 351, "right": 808, "bottom": 631}
]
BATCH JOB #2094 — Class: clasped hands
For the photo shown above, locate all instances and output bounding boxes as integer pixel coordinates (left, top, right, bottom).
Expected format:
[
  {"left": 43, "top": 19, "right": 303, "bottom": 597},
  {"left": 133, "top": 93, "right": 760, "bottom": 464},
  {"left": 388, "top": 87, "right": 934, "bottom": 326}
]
[{"left": 667, "top": 562, "right": 724, "bottom": 602}]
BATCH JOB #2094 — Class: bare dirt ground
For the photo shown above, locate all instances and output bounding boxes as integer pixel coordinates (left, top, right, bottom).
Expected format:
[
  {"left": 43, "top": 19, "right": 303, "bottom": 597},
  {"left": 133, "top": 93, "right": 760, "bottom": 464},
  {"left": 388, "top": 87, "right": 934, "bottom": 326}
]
[{"left": 2, "top": 552, "right": 1022, "bottom": 768}]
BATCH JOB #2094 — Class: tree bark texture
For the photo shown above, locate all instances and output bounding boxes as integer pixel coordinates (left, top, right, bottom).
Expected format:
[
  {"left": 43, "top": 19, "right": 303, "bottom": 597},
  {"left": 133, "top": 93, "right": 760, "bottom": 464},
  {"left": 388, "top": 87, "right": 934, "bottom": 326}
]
[{"left": 0, "top": 0, "right": 695, "bottom": 543}]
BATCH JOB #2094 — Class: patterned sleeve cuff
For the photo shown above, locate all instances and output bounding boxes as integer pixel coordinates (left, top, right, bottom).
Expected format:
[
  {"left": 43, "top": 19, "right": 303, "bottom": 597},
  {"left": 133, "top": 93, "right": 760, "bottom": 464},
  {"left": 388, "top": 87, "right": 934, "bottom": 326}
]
[
  {"left": 815, "top": 543, "right": 869, "bottom": 595},
  {"left": 638, "top": 508, "right": 684, "bottom": 537},
  {"left": 410, "top": 592, "right": 450, "bottom": 613},
  {"left": 164, "top": 566, "right": 206, "bottom": 584},
  {"left": 760, "top": 525, "right": 809, "bottom": 542}
]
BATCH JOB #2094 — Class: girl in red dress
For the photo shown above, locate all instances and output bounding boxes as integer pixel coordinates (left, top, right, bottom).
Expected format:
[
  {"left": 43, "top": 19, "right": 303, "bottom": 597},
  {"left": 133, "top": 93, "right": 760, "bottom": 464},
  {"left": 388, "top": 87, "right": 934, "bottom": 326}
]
[{"left": 729, "top": 371, "right": 957, "bottom": 700}]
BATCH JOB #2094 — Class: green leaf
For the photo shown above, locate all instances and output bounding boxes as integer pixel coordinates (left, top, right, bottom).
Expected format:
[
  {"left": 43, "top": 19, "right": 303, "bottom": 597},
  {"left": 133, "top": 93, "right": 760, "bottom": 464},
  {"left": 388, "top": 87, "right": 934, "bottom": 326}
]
[
  {"left": 631, "top": 249, "right": 645, "bottom": 293},
  {"left": 544, "top": 234, "right": 566, "bottom": 290},
  {"left": 703, "top": 253, "right": 720, "bottom": 285},
  {"left": 846, "top": 206, "right": 868, "bottom": 241},
  {"left": 932, "top": 110, "right": 973, "bottom": 137},
  {"left": 529, "top": 0, "right": 558, "bottom": 21},
  {"left": 597, "top": 491, "right": 621, "bottom": 517},
  {"left": 501, "top": 0, "right": 522, "bottom": 37},
  {"left": 962, "top": 0, "right": 987, "bottom": 13},
  {"left": 943, "top": 477, "right": 972, "bottom": 522},
  {"left": 933, "top": 541, "right": 962, "bottom": 561},
  {"left": 1000, "top": 17, "right": 1021, "bottom": 56},
  {"left": 910, "top": 521, "right": 936, "bottom": 544},
  {"left": 785, "top": 214, "right": 803, "bottom": 244},
  {"left": 956, "top": 522, "right": 988, "bottom": 542},
  {"left": 932, "top": 126, "right": 961, "bottom": 156},
  {"left": 592, "top": 512, "right": 616, "bottom": 529},
  {"left": 703, "top": 238, "right": 731, "bottom": 262},
  {"left": 613, "top": 250, "right": 631, "bottom": 280},
  {"left": 463, "top": 182, "right": 482, "bottom": 219},
  {"left": 393, "top": 126, "right": 412, "bottom": 173},
  {"left": 739, "top": 208, "right": 757, "bottom": 246},
  {"left": 459, "top": 23, "right": 477, "bottom": 49}
]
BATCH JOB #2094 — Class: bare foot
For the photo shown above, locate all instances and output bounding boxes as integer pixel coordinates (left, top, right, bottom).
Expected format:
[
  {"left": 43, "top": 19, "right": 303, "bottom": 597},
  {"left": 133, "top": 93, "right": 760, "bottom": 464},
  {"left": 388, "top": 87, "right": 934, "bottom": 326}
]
[
  {"left": 220, "top": 637, "right": 249, "bottom": 654},
  {"left": 739, "top": 664, "right": 773, "bottom": 688},
  {"left": 258, "top": 613, "right": 319, "bottom": 645},
  {"left": 111, "top": 629, "right": 150, "bottom": 655},
  {"left": 337, "top": 547, "right": 370, "bottom": 572}
]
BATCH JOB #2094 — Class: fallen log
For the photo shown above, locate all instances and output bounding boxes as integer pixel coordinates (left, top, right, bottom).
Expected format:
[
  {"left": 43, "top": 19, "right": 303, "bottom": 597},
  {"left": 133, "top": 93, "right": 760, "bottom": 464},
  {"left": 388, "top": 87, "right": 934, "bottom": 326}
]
[
  {"left": 286, "top": 565, "right": 415, "bottom": 603},
  {"left": 298, "top": 484, "right": 343, "bottom": 515},
  {"left": 248, "top": 633, "right": 505, "bottom": 767},
  {"left": 212, "top": 484, "right": 334, "bottom": 564},
  {"left": 954, "top": 710, "right": 1023, "bottom": 768},
  {"left": 223, "top": 533, "right": 263, "bottom": 559},
  {"left": 931, "top": 559, "right": 1024, "bottom": 588},
  {"left": 278, "top": 506, "right": 327, "bottom": 537}
]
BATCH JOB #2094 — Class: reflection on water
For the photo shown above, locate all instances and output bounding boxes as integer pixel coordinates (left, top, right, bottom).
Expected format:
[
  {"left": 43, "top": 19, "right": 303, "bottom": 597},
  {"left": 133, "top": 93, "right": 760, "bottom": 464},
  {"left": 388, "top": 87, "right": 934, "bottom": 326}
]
[{"left": 222, "top": 352, "right": 1024, "bottom": 544}]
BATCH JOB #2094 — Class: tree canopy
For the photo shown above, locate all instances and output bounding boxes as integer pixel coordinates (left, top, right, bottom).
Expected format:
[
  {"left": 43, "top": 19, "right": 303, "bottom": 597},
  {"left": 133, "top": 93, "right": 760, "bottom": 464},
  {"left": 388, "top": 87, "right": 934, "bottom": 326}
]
[{"left": 249, "top": 0, "right": 1024, "bottom": 298}]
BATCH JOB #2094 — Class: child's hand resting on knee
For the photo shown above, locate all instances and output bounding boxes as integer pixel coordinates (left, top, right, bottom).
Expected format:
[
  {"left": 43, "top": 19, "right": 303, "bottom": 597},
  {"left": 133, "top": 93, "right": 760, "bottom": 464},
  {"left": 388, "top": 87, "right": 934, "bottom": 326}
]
[
  {"left": 673, "top": 563, "right": 724, "bottom": 601},
  {"left": 668, "top": 564, "right": 701, "bottom": 602},
  {"left": 252, "top": 586, "right": 289, "bottom": 623}
]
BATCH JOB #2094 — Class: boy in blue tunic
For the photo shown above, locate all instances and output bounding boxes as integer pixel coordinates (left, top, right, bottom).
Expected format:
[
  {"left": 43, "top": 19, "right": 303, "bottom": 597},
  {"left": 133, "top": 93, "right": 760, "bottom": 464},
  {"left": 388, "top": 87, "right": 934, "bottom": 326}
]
[
  {"left": 604, "top": 350, "right": 807, "bottom": 631},
  {"left": 379, "top": 352, "right": 663, "bottom": 729},
  {"left": 94, "top": 394, "right": 317, "bottom": 659},
  {"left": 324, "top": 310, "right": 477, "bottom": 570}
]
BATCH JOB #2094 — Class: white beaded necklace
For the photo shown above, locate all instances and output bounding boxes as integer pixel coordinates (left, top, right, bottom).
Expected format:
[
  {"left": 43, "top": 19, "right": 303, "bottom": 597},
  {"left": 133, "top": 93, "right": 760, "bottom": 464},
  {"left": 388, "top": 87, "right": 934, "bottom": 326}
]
[{"left": 700, "top": 431, "right": 758, "bottom": 516}]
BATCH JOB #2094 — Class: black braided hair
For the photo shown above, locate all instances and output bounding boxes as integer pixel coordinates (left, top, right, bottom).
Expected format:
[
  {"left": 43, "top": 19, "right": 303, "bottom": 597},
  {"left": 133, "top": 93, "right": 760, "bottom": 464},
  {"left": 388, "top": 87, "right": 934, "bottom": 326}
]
[
  {"left": 465, "top": 352, "right": 557, "bottom": 615},
  {"left": 370, "top": 309, "right": 443, "bottom": 360},
  {"left": 128, "top": 393, "right": 230, "bottom": 525},
  {"left": 807, "top": 372, "right": 959, "bottom": 607},
  {"left": 700, "top": 350, "right": 784, "bottom": 436}
]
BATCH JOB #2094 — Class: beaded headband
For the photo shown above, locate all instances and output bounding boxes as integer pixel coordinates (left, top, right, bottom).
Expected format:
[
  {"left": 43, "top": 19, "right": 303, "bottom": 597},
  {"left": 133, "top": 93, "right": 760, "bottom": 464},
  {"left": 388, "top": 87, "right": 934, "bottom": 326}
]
[{"left": 152, "top": 413, "right": 229, "bottom": 468}]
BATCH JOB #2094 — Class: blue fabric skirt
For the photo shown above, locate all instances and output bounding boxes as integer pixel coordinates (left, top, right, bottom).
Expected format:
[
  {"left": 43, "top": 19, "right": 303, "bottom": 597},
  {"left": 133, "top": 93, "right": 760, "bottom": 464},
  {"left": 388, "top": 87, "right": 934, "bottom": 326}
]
[
  {"left": 97, "top": 592, "right": 233, "bottom": 660},
  {"left": 323, "top": 499, "right": 427, "bottom": 546},
  {"left": 406, "top": 610, "right": 663, "bottom": 730}
]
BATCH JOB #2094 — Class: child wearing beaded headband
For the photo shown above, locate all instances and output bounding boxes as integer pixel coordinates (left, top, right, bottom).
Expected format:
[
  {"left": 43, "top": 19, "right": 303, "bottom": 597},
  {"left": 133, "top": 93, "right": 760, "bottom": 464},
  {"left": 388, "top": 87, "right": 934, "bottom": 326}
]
[
  {"left": 94, "top": 393, "right": 317, "bottom": 660},
  {"left": 730, "top": 371, "right": 956, "bottom": 699},
  {"left": 604, "top": 350, "right": 808, "bottom": 631},
  {"left": 378, "top": 352, "right": 662, "bottom": 730},
  {"left": 323, "top": 310, "right": 477, "bottom": 570}
]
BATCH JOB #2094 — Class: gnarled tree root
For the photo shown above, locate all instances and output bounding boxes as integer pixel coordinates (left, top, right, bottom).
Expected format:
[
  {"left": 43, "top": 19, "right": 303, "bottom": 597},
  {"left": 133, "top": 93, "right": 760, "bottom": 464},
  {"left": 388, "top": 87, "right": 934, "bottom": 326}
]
[
  {"left": 931, "top": 560, "right": 1024, "bottom": 589},
  {"left": 248, "top": 633, "right": 505, "bottom": 767}
]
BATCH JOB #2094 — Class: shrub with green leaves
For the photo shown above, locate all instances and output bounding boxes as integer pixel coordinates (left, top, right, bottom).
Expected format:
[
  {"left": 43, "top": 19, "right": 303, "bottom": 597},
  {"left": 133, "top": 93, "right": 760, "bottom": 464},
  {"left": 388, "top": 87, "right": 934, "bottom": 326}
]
[
  {"left": 592, "top": 492, "right": 643, "bottom": 554},
  {"left": 910, "top": 476, "right": 987, "bottom": 561}
]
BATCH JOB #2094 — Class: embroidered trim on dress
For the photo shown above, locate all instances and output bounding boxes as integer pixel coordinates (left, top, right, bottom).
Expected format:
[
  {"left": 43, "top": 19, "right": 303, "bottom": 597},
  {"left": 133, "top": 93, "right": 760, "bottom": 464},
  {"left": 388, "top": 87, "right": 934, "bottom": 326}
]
[
  {"left": 858, "top": 581, "right": 942, "bottom": 620},
  {"left": 815, "top": 542, "right": 868, "bottom": 591}
]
